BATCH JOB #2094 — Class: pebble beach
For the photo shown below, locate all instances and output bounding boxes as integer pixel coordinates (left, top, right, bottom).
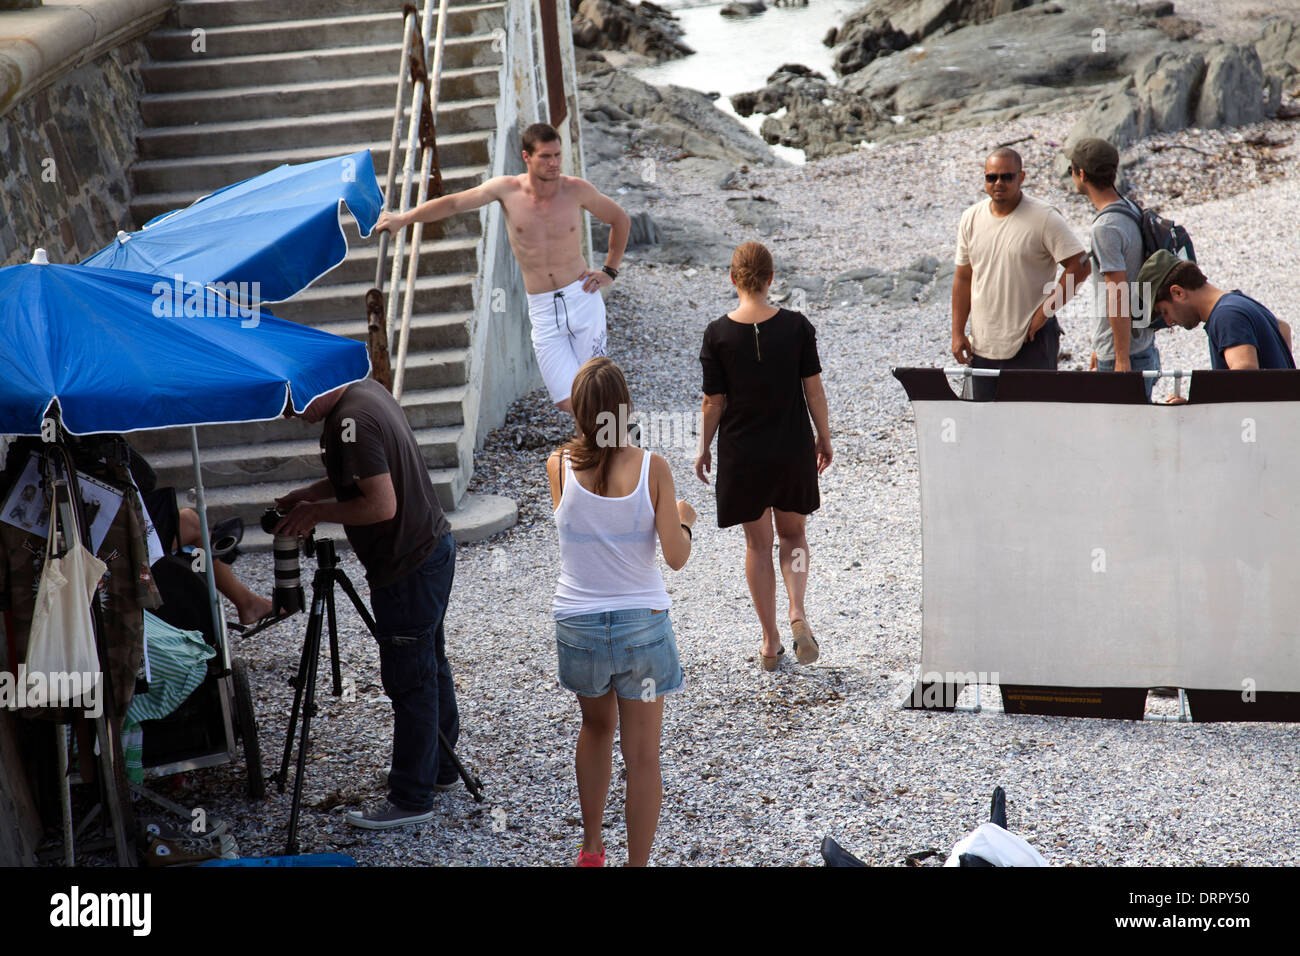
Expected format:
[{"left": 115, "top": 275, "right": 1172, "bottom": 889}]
[{"left": 175, "top": 102, "right": 1300, "bottom": 867}]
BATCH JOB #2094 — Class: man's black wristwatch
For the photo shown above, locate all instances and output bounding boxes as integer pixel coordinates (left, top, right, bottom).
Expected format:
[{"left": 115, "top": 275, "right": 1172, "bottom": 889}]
[{"left": 601, "top": 265, "right": 618, "bottom": 281}]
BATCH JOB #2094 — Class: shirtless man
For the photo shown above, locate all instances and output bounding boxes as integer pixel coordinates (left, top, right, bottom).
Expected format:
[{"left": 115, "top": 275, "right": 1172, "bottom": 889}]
[{"left": 375, "top": 122, "right": 630, "bottom": 413}]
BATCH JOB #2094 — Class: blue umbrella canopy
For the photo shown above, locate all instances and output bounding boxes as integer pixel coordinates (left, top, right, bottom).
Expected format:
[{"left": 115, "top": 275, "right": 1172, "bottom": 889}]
[
  {"left": 0, "top": 259, "right": 370, "bottom": 435},
  {"left": 81, "top": 150, "right": 383, "bottom": 304}
]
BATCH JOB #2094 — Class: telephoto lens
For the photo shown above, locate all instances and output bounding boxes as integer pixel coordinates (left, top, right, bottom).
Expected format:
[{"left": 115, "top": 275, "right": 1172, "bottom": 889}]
[{"left": 261, "top": 507, "right": 305, "bottom": 616}]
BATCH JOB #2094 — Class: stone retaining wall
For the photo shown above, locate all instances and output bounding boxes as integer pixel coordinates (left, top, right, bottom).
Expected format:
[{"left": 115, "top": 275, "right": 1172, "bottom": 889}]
[{"left": 0, "top": 38, "right": 145, "bottom": 266}]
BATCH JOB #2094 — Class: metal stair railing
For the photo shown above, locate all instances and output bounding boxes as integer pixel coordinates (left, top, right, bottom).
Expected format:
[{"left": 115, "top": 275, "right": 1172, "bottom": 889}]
[{"left": 369, "top": 0, "right": 450, "bottom": 398}]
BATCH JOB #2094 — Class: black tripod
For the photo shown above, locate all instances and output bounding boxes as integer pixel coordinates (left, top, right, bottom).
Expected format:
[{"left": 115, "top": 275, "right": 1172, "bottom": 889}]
[{"left": 272, "top": 537, "right": 483, "bottom": 855}]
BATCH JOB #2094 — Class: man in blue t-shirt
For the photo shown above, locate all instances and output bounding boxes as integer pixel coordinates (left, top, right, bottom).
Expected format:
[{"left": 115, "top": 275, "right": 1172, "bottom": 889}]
[{"left": 1139, "top": 250, "right": 1294, "bottom": 370}]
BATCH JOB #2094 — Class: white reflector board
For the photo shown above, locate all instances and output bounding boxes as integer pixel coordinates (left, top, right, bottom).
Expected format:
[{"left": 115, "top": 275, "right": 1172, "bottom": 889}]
[{"left": 912, "top": 398, "right": 1300, "bottom": 692}]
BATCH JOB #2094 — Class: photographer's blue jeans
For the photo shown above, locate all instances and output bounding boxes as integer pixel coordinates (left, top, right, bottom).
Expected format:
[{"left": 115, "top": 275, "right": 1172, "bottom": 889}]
[{"left": 369, "top": 531, "right": 458, "bottom": 812}]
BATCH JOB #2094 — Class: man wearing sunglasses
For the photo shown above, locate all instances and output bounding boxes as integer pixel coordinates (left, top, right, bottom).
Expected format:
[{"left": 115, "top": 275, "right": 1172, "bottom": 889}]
[{"left": 952, "top": 148, "right": 1088, "bottom": 400}]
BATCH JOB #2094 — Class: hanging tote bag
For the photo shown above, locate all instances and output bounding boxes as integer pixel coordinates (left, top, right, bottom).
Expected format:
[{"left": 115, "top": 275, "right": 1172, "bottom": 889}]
[{"left": 25, "top": 480, "right": 107, "bottom": 710}]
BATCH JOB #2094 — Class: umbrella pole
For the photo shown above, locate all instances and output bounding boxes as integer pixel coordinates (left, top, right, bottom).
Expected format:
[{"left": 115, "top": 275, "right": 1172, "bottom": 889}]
[{"left": 189, "top": 427, "right": 229, "bottom": 669}]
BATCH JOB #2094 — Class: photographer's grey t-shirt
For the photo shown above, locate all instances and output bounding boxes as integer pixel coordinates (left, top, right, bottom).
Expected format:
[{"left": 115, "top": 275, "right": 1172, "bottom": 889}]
[
  {"left": 1090, "top": 201, "right": 1153, "bottom": 362},
  {"left": 321, "top": 379, "right": 450, "bottom": 587}
]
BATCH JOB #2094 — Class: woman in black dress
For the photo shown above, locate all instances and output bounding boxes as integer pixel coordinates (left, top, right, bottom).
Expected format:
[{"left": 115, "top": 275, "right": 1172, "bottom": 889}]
[{"left": 696, "top": 241, "right": 832, "bottom": 671}]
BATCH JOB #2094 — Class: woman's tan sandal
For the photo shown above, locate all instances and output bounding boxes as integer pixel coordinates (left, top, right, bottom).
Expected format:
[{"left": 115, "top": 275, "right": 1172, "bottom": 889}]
[
  {"left": 760, "top": 644, "right": 785, "bottom": 671},
  {"left": 791, "top": 620, "right": 819, "bottom": 664}
]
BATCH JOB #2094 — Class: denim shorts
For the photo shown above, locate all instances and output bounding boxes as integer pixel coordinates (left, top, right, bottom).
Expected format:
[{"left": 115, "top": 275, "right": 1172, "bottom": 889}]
[{"left": 555, "top": 608, "right": 684, "bottom": 700}]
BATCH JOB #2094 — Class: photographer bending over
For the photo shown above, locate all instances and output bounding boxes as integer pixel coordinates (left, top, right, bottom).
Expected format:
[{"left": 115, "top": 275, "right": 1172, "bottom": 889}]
[{"left": 279, "top": 379, "right": 460, "bottom": 829}]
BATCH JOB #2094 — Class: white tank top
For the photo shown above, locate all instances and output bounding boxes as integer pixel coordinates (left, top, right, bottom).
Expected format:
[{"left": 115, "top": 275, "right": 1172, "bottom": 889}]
[{"left": 552, "top": 448, "right": 672, "bottom": 619}]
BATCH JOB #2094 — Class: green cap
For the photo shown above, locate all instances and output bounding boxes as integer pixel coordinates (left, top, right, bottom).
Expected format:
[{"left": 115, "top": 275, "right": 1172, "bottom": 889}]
[
  {"left": 1068, "top": 137, "right": 1119, "bottom": 178},
  {"left": 1137, "top": 249, "right": 1182, "bottom": 302}
]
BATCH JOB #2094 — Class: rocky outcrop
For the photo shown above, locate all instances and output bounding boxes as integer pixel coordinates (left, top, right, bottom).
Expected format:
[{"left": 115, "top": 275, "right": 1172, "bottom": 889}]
[
  {"left": 732, "top": 64, "right": 881, "bottom": 160},
  {"left": 1136, "top": 50, "right": 1205, "bottom": 133},
  {"left": 823, "top": 0, "right": 1283, "bottom": 152},
  {"left": 720, "top": 1, "right": 766, "bottom": 17},
  {"left": 1258, "top": 16, "right": 1300, "bottom": 79},
  {"left": 830, "top": 0, "right": 1044, "bottom": 77},
  {"left": 1060, "top": 42, "right": 1271, "bottom": 173},
  {"left": 1195, "top": 44, "right": 1267, "bottom": 128},
  {"left": 578, "top": 67, "right": 782, "bottom": 211},
  {"left": 774, "top": 255, "right": 955, "bottom": 311},
  {"left": 724, "top": 196, "right": 784, "bottom": 235},
  {"left": 721, "top": 1, "right": 1287, "bottom": 161},
  {"left": 840, "top": 3, "right": 1171, "bottom": 113},
  {"left": 729, "top": 2, "right": 1188, "bottom": 155},
  {"left": 580, "top": 68, "right": 779, "bottom": 166},
  {"left": 572, "top": 0, "right": 693, "bottom": 66},
  {"left": 830, "top": 19, "right": 911, "bottom": 77},
  {"left": 590, "top": 207, "right": 738, "bottom": 266}
]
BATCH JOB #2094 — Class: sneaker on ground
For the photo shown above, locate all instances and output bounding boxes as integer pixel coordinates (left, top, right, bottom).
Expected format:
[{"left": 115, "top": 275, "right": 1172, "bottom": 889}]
[{"left": 346, "top": 801, "right": 435, "bottom": 830}]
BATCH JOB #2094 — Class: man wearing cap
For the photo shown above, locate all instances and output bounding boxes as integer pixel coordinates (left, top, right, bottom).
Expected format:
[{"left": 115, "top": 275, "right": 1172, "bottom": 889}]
[
  {"left": 1069, "top": 138, "right": 1160, "bottom": 399},
  {"left": 1140, "top": 250, "right": 1294, "bottom": 371},
  {"left": 952, "top": 148, "right": 1089, "bottom": 401}
]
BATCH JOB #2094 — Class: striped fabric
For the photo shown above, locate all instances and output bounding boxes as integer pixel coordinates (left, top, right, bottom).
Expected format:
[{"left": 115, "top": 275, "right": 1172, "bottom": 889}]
[{"left": 122, "top": 612, "right": 216, "bottom": 781}]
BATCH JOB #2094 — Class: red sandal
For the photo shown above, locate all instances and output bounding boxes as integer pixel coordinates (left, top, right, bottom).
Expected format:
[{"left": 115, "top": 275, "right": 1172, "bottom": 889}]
[{"left": 576, "top": 845, "right": 605, "bottom": 867}]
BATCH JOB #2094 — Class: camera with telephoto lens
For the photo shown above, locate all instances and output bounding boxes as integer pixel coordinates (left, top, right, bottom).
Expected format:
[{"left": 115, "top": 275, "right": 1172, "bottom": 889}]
[{"left": 261, "top": 506, "right": 315, "bottom": 616}]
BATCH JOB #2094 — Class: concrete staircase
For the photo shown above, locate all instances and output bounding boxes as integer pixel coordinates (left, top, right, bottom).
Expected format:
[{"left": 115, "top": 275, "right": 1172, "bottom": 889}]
[{"left": 124, "top": 0, "right": 517, "bottom": 546}]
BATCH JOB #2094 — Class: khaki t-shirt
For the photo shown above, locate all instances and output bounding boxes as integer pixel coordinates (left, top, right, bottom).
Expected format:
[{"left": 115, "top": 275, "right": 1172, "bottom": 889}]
[{"left": 955, "top": 194, "right": 1084, "bottom": 361}]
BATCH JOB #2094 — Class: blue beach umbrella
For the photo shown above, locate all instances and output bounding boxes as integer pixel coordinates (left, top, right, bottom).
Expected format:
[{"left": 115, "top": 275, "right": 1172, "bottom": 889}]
[
  {"left": 1, "top": 252, "right": 371, "bottom": 663},
  {"left": 81, "top": 150, "right": 383, "bottom": 304},
  {"left": 0, "top": 257, "right": 370, "bottom": 436}
]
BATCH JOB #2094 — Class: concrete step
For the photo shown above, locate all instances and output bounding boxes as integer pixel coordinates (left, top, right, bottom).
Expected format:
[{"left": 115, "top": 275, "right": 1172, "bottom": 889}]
[
  {"left": 139, "top": 66, "right": 500, "bottom": 125},
  {"left": 328, "top": 236, "right": 479, "bottom": 284},
  {"left": 445, "top": 492, "right": 516, "bottom": 543},
  {"left": 128, "top": 165, "right": 489, "bottom": 226},
  {"left": 173, "top": 0, "right": 493, "bottom": 30},
  {"left": 391, "top": 349, "right": 470, "bottom": 392},
  {"left": 140, "top": 36, "right": 501, "bottom": 93},
  {"left": 130, "top": 136, "right": 490, "bottom": 193},
  {"left": 151, "top": 4, "right": 505, "bottom": 59},
  {"left": 316, "top": 310, "right": 473, "bottom": 352},
  {"left": 129, "top": 385, "right": 469, "bottom": 455},
  {"left": 270, "top": 274, "right": 475, "bottom": 323},
  {"left": 191, "top": 465, "right": 468, "bottom": 528},
  {"left": 151, "top": 424, "right": 464, "bottom": 490},
  {"left": 137, "top": 99, "right": 498, "bottom": 160}
]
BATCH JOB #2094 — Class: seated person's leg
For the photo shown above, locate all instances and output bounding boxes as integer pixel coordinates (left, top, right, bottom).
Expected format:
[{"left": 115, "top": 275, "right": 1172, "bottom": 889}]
[{"left": 178, "top": 507, "right": 274, "bottom": 626}]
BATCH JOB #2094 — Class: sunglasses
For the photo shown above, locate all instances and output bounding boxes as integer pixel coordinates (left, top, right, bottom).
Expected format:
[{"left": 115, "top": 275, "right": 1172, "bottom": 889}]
[{"left": 984, "top": 172, "right": 1018, "bottom": 184}]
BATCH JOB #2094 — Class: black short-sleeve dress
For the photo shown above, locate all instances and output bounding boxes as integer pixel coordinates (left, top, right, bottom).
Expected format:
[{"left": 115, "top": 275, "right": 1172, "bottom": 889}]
[{"left": 699, "top": 308, "right": 822, "bottom": 528}]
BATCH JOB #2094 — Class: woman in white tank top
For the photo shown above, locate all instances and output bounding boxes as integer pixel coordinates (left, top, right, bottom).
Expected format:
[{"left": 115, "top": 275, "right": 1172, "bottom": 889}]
[{"left": 546, "top": 358, "right": 695, "bottom": 867}]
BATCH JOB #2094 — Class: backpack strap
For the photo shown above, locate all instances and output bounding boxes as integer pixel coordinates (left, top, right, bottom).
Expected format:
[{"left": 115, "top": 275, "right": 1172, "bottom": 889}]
[{"left": 1092, "top": 196, "right": 1142, "bottom": 227}]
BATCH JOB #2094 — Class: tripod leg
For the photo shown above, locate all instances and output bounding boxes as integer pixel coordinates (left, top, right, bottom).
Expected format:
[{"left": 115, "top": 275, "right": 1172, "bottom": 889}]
[
  {"left": 325, "top": 576, "right": 343, "bottom": 696},
  {"left": 275, "top": 602, "right": 320, "bottom": 793},
  {"left": 284, "top": 602, "right": 324, "bottom": 857},
  {"left": 335, "top": 570, "right": 377, "bottom": 635},
  {"left": 437, "top": 728, "right": 484, "bottom": 803}
]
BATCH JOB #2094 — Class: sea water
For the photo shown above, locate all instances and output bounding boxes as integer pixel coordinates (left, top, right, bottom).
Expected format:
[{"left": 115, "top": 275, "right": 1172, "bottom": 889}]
[{"left": 629, "top": 1, "right": 863, "bottom": 164}]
